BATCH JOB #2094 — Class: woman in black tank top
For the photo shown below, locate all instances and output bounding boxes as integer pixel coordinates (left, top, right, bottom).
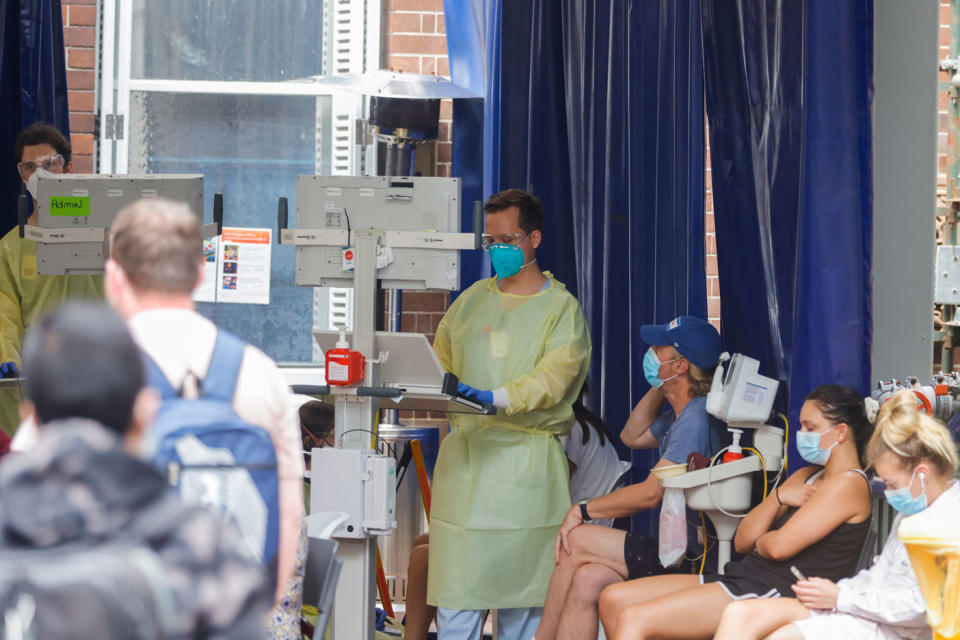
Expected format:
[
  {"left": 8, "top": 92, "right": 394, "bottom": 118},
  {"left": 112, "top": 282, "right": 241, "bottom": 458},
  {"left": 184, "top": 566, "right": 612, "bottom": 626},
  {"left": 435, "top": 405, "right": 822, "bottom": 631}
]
[{"left": 597, "top": 385, "right": 874, "bottom": 640}]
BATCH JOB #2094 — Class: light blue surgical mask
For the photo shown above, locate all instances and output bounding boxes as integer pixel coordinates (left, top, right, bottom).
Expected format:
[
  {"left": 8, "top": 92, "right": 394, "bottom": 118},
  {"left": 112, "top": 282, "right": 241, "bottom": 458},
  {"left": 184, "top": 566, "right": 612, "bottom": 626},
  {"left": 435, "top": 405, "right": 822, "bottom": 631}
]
[
  {"left": 795, "top": 424, "right": 840, "bottom": 465},
  {"left": 487, "top": 234, "right": 532, "bottom": 279},
  {"left": 643, "top": 347, "right": 680, "bottom": 389},
  {"left": 884, "top": 467, "right": 928, "bottom": 515}
]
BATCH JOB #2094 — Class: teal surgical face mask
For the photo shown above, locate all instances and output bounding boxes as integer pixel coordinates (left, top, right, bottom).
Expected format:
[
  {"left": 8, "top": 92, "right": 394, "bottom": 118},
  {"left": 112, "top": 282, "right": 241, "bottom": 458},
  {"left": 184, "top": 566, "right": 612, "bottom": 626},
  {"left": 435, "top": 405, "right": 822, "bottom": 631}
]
[
  {"left": 795, "top": 424, "right": 840, "bottom": 465},
  {"left": 488, "top": 234, "right": 532, "bottom": 279},
  {"left": 643, "top": 347, "right": 680, "bottom": 389},
  {"left": 884, "top": 467, "right": 928, "bottom": 515}
]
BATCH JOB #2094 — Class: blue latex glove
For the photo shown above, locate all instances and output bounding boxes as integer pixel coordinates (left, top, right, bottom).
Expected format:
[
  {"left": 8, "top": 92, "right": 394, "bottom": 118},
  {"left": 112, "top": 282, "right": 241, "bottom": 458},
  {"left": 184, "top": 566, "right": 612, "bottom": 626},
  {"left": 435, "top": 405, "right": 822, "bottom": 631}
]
[
  {"left": 457, "top": 382, "right": 493, "bottom": 405},
  {"left": 0, "top": 362, "right": 20, "bottom": 379}
]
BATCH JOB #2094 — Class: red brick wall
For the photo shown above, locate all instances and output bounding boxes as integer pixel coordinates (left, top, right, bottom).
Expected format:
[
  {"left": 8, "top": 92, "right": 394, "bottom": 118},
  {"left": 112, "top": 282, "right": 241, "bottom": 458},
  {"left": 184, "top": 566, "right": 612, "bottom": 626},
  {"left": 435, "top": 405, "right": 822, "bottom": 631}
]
[
  {"left": 382, "top": 0, "right": 452, "bottom": 340},
  {"left": 938, "top": 2, "right": 951, "bottom": 196},
  {"left": 382, "top": 0, "right": 452, "bottom": 179},
  {"left": 936, "top": 2, "right": 953, "bottom": 364},
  {"left": 705, "top": 132, "right": 720, "bottom": 330},
  {"left": 62, "top": 0, "right": 97, "bottom": 173}
]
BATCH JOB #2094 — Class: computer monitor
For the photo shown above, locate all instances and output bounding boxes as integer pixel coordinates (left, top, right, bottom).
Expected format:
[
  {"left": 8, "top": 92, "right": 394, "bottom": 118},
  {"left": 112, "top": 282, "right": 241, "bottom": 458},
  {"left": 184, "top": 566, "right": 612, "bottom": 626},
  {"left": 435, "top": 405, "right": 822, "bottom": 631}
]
[
  {"left": 33, "top": 174, "right": 204, "bottom": 275},
  {"left": 295, "top": 175, "right": 461, "bottom": 290}
]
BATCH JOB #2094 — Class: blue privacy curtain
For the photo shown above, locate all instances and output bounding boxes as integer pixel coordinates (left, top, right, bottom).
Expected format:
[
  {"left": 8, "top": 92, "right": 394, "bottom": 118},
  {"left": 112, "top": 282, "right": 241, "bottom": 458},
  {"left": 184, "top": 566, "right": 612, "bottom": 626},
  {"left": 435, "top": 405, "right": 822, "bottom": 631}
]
[
  {"left": 446, "top": 0, "right": 707, "bottom": 535},
  {"left": 702, "top": 0, "right": 873, "bottom": 471},
  {"left": 0, "top": 0, "right": 71, "bottom": 232}
]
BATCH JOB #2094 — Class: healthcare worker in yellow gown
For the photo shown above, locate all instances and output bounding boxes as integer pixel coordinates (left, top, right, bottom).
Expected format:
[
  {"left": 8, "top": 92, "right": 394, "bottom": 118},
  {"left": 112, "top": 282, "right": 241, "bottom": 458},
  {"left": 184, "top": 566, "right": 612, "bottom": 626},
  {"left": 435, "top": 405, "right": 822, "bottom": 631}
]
[
  {"left": 0, "top": 123, "right": 104, "bottom": 435},
  {"left": 429, "top": 188, "right": 591, "bottom": 640}
]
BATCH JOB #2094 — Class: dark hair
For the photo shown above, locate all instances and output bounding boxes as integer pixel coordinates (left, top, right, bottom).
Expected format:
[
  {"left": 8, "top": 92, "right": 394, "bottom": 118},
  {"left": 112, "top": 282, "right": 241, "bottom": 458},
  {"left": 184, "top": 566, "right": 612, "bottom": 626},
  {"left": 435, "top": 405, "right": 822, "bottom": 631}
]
[
  {"left": 484, "top": 188, "right": 544, "bottom": 234},
  {"left": 23, "top": 302, "right": 144, "bottom": 434},
  {"left": 300, "top": 400, "right": 335, "bottom": 449},
  {"left": 805, "top": 384, "right": 873, "bottom": 461},
  {"left": 15, "top": 122, "right": 72, "bottom": 164},
  {"left": 572, "top": 379, "right": 613, "bottom": 447}
]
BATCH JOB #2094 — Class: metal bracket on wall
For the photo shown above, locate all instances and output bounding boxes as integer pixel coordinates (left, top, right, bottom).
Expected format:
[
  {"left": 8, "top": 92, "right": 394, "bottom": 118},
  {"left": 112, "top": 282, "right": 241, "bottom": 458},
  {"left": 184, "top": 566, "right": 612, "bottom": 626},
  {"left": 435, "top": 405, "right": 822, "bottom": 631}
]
[
  {"left": 935, "top": 245, "right": 960, "bottom": 304},
  {"left": 103, "top": 114, "right": 125, "bottom": 140}
]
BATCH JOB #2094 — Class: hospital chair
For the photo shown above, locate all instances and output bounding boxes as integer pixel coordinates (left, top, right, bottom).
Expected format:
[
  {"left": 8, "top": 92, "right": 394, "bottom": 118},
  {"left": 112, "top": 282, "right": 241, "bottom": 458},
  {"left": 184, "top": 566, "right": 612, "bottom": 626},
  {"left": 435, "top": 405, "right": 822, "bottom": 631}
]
[
  {"left": 304, "top": 512, "right": 348, "bottom": 640},
  {"left": 610, "top": 460, "right": 634, "bottom": 493},
  {"left": 853, "top": 483, "right": 891, "bottom": 573}
]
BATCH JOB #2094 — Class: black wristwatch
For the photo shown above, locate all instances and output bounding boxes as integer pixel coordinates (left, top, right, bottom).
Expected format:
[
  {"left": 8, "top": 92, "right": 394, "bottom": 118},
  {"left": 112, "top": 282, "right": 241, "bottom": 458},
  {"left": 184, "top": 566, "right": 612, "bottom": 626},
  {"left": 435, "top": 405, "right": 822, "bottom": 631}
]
[{"left": 578, "top": 499, "right": 592, "bottom": 522}]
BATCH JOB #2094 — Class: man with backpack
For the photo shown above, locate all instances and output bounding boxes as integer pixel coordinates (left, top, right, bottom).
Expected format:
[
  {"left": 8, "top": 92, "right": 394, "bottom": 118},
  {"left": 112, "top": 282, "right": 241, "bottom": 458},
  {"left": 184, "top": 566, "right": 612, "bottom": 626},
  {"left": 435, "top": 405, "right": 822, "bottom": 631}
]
[
  {"left": 105, "top": 197, "right": 305, "bottom": 638},
  {"left": 0, "top": 301, "right": 271, "bottom": 638}
]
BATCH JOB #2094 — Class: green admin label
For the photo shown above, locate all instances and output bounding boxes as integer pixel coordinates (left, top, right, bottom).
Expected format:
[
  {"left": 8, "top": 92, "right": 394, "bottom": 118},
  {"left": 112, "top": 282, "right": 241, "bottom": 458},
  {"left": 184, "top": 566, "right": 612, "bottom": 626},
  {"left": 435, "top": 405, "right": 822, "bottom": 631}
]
[{"left": 49, "top": 196, "right": 90, "bottom": 216}]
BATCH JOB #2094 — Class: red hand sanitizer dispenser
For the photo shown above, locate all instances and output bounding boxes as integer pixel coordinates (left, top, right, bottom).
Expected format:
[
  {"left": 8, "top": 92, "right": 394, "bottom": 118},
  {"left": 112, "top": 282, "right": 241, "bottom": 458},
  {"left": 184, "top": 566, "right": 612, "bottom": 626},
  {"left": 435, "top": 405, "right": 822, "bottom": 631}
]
[
  {"left": 723, "top": 428, "right": 745, "bottom": 463},
  {"left": 325, "top": 330, "right": 366, "bottom": 386}
]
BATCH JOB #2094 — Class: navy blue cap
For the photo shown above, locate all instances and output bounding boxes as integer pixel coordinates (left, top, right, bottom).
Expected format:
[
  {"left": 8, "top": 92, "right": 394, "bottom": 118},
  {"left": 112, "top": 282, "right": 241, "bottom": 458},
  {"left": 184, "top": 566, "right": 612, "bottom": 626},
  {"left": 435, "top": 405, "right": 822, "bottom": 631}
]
[{"left": 640, "top": 316, "right": 722, "bottom": 370}]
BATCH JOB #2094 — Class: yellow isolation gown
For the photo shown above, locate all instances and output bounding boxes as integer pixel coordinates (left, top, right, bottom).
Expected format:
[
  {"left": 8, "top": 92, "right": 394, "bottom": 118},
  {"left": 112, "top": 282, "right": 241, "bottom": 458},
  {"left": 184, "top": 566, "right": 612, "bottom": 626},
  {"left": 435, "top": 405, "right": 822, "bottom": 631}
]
[
  {"left": 427, "top": 272, "right": 591, "bottom": 610},
  {"left": 0, "top": 226, "right": 103, "bottom": 434},
  {"left": 899, "top": 482, "right": 960, "bottom": 640}
]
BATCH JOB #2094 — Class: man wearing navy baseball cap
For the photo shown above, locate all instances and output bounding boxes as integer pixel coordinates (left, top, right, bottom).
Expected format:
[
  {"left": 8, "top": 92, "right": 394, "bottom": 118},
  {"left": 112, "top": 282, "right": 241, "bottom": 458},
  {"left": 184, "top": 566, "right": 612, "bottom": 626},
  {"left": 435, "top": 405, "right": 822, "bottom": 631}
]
[{"left": 536, "top": 316, "right": 727, "bottom": 640}]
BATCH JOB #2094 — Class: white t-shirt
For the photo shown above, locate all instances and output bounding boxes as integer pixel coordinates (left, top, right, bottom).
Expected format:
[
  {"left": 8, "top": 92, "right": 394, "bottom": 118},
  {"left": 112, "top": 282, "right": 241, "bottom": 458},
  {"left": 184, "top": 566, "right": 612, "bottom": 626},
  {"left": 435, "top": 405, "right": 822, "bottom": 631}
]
[
  {"left": 564, "top": 420, "right": 622, "bottom": 506},
  {"left": 128, "top": 309, "right": 304, "bottom": 597}
]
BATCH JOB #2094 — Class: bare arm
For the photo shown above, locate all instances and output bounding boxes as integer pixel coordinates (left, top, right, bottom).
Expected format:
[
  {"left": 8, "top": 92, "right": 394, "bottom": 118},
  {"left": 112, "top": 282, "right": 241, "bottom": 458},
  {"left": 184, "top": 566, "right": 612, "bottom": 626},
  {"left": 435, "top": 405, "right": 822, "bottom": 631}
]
[
  {"left": 583, "top": 457, "right": 673, "bottom": 519},
  {"left": 733, "top": 467, "right": 818, "bottom": 554},
  {"left": 620, "top": 387, "right": 666, "bottom": 449},
  {"left": 755, "top": 470, "right": 871, "bottom": 561},
  {"left": 554, "top": 457, "right": 674, "bottom": 559}
]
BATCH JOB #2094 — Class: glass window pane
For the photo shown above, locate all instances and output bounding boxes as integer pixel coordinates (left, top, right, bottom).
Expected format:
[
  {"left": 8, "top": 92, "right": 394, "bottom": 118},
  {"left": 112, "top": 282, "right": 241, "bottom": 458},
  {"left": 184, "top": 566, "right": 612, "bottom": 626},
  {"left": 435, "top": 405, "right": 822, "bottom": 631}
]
[
  {"left": 128, "top": 91, "right": 332, "bottom": 362},
  {"left": 130, "top": 0, "right": 328, "bottom": 82}
]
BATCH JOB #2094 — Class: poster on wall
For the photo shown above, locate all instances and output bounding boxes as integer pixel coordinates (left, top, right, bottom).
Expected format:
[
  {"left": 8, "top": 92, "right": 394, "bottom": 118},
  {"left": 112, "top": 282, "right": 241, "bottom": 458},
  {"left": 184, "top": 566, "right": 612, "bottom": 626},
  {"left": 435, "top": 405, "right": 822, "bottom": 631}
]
[
  {"left": 192, "top": 236, "right": 220, "bottom": 303},
  {"left": 216, "top": 228, "right": 272, "bottom": 305},
  {"left": 191, "top": 228, "right": 271, "bottom": 304}
]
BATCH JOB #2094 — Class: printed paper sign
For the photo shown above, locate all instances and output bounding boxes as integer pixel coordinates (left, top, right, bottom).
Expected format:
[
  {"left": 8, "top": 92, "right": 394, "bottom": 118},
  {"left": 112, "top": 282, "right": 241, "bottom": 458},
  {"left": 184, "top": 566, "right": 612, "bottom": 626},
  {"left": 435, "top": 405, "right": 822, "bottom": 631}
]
[
  {"left": 216, "top": 228, "right": 272, "bottom": 305},
  {"left": 192, "top": 236, "right": 219, "bottom": 303}
]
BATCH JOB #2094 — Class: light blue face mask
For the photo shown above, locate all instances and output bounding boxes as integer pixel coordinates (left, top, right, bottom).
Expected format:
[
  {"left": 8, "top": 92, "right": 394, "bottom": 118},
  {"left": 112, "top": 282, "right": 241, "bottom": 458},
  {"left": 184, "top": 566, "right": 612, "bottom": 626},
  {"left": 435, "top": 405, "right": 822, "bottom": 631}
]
[
  {"left": 884, "top": 467, "right": 928, "bottom": 515},
  {"left": 795, "top": 424, "right": 840, "bottom": 465},
  {"left": 643, "top": 347, "right": 680, "bottom": 389}
]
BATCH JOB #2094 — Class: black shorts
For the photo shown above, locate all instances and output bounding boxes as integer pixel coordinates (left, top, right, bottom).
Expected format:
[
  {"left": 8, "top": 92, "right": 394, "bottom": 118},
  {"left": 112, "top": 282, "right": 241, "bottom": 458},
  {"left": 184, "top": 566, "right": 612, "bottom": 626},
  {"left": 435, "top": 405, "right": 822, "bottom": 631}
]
[
  {"left": 623, "top": 533, "right": 697, "bottom": 580},
  {"left": 701, "top": 572, "right": 782, "bottom": 600}
]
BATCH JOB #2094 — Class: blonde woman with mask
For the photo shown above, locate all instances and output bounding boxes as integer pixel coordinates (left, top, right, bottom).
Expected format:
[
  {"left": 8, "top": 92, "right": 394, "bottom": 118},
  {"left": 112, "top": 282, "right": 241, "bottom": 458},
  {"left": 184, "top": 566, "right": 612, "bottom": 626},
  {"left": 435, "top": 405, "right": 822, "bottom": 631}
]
[{"left": 714, "top": 389, "right": 960, "bottom": 640}]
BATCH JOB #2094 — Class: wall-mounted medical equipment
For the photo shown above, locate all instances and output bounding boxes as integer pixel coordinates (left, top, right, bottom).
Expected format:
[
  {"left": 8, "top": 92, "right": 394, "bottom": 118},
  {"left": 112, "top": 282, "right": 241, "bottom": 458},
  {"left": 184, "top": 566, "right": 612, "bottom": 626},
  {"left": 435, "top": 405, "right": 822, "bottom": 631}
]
[
  {"left": 663, "top": 354, "right": 785, "bottom": 573},
  {"left": 22, "top": 174, "right": 218, "bottom": 275}
]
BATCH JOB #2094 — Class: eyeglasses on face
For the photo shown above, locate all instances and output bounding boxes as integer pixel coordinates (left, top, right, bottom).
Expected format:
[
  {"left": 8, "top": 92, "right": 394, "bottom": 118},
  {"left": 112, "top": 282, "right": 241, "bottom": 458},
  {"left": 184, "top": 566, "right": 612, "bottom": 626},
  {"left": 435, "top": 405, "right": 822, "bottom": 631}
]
[
  {"left": 17, "top": 154, "right": 64, "bottom": 177},
  {"left": 481, "top": 232, "right": 529, "bottom": 250}
]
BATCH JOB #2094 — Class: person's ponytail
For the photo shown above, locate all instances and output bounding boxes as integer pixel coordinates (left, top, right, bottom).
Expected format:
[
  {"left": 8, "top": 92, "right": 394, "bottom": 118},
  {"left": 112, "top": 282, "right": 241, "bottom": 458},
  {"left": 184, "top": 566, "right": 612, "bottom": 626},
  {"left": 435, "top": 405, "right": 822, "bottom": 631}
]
[
  {"left": 806, "top": 384, "right": 873, "bottom": 463},
  {"left": 571, "top": 379, "right": 613, "bottom": 447},
  {"left": 867, "top": 389, "right": 959, "bottom": 477}
]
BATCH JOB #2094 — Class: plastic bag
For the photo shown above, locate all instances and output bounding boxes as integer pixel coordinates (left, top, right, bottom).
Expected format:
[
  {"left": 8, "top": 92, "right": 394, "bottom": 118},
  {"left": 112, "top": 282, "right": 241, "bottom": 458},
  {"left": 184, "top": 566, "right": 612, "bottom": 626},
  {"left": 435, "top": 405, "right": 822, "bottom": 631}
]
[{"left": 659, "top": 488, "right": 687, "bottom": 567}]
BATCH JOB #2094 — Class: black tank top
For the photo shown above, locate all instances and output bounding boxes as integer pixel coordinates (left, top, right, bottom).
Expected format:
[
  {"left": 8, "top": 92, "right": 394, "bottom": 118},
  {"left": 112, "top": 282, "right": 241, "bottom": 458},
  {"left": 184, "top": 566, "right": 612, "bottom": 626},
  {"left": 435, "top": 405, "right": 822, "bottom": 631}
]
[{"left": 723, "top": 468, "right": 872, "bottom": 595}]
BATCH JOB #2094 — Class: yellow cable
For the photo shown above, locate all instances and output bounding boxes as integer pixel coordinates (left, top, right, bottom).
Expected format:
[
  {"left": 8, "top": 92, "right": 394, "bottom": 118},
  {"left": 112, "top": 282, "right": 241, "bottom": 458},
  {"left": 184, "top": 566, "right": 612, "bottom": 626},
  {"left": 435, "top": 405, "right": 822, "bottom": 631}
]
[
  {"left": 777, "top": 412, "right": 789, "bottom": 471},
  {"left": 699, "top": 511, "right": 708, "bottom": 575},
  {"left": 744, "top": 447, "right": 768, "bottom": 499},
  {"left": 371, "top": 410, "right": 381, "bottom": 451}
]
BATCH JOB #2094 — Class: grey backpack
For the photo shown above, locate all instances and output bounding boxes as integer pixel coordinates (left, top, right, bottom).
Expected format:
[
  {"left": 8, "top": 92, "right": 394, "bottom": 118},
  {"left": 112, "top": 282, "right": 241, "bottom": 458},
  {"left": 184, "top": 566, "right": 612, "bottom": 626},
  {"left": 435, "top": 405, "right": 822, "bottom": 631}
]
[{"left": 0, "top": 543, "right": 177, "bottom": 639}]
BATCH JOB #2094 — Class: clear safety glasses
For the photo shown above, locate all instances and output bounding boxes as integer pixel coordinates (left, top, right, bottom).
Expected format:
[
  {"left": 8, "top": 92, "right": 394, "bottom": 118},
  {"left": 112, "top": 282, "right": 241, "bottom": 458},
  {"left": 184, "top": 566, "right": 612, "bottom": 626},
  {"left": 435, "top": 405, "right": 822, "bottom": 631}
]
[
  {"left": 480, "top": 232, "right": 530, "bottom": 250},
  {"left": 17, "top": 154, "right": 65, "bottom": 177}
]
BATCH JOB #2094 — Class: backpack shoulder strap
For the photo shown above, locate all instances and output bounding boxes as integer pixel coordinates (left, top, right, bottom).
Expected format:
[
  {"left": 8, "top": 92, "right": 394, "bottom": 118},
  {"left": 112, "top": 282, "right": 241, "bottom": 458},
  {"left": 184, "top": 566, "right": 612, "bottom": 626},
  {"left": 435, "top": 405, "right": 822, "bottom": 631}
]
[
  {"left": 141, "top": 350, "right": 178, "bottom": 400},
  {"left": 200, "top": 329, "right": 246, "bottom": 402}
]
